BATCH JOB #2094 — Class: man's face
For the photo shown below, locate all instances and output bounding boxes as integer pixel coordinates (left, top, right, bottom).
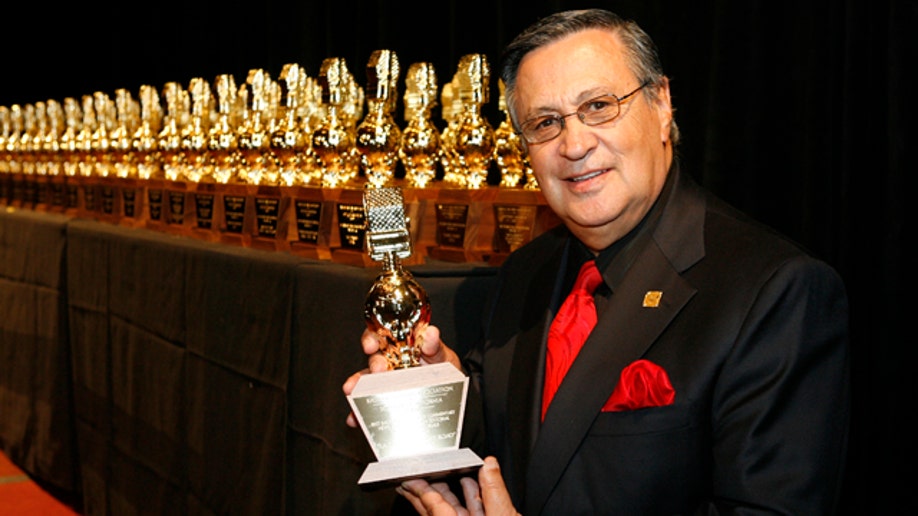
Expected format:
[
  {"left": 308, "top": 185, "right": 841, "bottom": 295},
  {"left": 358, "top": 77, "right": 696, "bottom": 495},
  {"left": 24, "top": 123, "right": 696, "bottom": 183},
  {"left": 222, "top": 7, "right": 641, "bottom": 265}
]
[{"left": 513, "top": 28, "right": 674, "bottom": 252}]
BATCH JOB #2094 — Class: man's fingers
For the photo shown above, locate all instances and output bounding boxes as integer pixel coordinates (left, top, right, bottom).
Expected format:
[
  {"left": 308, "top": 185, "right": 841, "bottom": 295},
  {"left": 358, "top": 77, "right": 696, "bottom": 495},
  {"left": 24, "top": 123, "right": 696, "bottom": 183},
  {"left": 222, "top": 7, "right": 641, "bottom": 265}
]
[
  {"left": 399, "top": 479, "right": 468, "bottom": 515},
  {"left": 459, "top": 477, "right": 485, "bottom": 516}
]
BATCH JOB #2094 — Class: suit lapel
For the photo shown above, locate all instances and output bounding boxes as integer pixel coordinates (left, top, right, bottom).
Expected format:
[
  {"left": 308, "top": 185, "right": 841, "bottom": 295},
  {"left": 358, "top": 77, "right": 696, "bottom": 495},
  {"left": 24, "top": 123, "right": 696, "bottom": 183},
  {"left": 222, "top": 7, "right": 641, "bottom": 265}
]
[{"left": 505, "top": 243, "right": 569, "bottom": 500}]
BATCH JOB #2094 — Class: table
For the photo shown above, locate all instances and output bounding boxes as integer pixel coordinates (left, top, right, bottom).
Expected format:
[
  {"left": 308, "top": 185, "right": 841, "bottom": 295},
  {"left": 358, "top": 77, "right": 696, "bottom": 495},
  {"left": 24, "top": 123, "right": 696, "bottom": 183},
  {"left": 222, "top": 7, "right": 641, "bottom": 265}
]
[{"left": 0, "top": 207, "right": 497, "bottom": 515}]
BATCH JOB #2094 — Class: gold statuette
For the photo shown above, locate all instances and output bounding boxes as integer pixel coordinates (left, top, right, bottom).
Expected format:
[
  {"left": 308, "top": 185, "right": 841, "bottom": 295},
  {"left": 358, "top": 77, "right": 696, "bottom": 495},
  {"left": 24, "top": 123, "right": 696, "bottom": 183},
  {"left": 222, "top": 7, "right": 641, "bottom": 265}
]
[{"left": 356, "top": 50, "right": 402, "bottom": 188}]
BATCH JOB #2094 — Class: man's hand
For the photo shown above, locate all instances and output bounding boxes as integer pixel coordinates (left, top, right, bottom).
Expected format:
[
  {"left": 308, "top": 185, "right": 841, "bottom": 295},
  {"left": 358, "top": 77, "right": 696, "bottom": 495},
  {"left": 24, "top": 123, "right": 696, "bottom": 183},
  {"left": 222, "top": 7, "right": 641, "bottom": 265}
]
[
  {"left": 343, "top": 324, "right": 461, "bottom": 428},
  {"left": 396, "top": 457, "right": 520, "bottom": 516}
]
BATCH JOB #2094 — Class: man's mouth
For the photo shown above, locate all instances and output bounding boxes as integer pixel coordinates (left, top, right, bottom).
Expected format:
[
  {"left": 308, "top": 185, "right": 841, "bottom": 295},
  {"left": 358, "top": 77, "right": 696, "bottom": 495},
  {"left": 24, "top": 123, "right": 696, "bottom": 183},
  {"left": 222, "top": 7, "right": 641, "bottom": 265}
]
[{"left": 568, "top": 168, "right": 608, "bottom": 182}]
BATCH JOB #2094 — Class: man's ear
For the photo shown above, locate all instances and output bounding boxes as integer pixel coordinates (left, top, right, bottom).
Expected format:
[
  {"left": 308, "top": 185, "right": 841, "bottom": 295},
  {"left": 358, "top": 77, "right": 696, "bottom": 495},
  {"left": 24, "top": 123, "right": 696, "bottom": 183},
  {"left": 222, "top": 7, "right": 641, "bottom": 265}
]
[{"left": 654, "top": 77, "right": 674, "bottom": 144}]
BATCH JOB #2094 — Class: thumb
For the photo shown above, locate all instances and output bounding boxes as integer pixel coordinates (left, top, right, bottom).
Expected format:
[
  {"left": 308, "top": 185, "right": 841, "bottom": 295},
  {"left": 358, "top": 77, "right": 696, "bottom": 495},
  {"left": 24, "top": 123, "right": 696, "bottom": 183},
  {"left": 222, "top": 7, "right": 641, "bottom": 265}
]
[{"left": 479, "top": 456, "right": 520, "bottom": 515}]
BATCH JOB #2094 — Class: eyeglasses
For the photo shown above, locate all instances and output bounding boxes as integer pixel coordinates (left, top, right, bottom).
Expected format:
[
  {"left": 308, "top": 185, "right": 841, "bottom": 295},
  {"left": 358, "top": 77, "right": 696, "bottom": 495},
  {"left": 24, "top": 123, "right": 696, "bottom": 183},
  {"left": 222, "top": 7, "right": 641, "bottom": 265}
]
[{"left": 516, "top": 80, "right": 651, "bottom": 145}]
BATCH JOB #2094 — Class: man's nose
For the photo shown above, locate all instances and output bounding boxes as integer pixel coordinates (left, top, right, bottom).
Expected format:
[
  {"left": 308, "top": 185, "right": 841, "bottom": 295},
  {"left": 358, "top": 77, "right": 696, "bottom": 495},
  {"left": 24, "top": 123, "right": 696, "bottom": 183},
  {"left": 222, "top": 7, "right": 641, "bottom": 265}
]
[{"left": 557, "top": 115, "right": 597, "bottom": 160}]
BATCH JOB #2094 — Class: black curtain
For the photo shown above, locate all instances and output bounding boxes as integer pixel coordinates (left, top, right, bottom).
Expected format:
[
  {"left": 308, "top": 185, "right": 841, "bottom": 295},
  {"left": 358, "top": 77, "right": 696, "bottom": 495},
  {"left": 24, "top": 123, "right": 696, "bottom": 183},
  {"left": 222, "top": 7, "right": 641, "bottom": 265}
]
[{"left": 3, "top": 0, "right": 912, "bottom": 513}]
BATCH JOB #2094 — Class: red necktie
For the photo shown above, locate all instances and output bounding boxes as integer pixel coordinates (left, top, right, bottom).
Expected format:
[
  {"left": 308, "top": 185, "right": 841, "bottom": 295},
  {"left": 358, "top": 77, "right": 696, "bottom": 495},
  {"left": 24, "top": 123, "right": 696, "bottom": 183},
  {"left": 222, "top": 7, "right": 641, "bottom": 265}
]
[{"left": 542, "top": 259, "right": 603, "bottom": 421}]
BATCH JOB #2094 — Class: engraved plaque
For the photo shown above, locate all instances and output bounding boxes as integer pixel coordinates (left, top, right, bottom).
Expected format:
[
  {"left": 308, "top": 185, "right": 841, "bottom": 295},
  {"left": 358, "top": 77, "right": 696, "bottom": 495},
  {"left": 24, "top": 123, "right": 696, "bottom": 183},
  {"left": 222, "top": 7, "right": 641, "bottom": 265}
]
[
  {"left": 121, "top": 181, "right": 139, "bottom": 219},
  {"left": 255, "top": 195, "right": 280, "bottom": 238},
  {"left": 194, "top": 192, "right": 215, "bottom": 229},
  {"left": 492, "top": 203, "right": 537, "bottom": 253},
  {"left": 337, "top": 202, "right": 367, "bottom": 250},
  {"left": 167, "top": 189, "right": 186, "bottom": 224},
  {"left": 435, "top": 203, "right": 469, "bottom": 248},
  {"left": 348, "top": 363, "right": 482, "bottom": 485},
  {"left": 147, "top": 184, "right": 164, "bottom": 222},
  {"left": 223, "top": 194, "right": 246, "bottom": 233},
  {"left": 294, "top": 199, "right": 322, "bottom": 244}
]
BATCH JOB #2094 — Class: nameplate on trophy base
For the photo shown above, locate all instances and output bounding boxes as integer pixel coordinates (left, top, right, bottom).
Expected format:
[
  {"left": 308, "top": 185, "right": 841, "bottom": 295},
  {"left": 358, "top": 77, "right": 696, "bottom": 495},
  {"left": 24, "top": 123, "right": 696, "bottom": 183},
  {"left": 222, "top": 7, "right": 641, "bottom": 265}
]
[
  {"left": 79, "top": 178, "right": 99, "bottom": 218},
  {"left": 118, "top": 178, "right": 143, "bottom": 225},
  {"left": 250, "top": 185, "right": 289, "bottom": 251},
  {"left": 488, "top": 188, "right": 561, "bottom": 265},
  {"left": 63, "top": 177, "right": 80, "bottom": 215},
  {"left": 218, "top": 184, "right": 252, "bottom": 247},
  {"left": 330, "top": 187, "right": 374, "bottom": 266},
  {"left": 164, "top": 180, "right": 190, "bottom": 232},
  {"left": 145, "top": 180, "right": 166, "bottom": 229},
  {"left": 427, "top": 187, "right": 496, "bottom": 263},
  {"left": 284, "top": 185, "right": 332, "bottom": 260},
  {"left": 22, "top": 174, "right": 37, "bottom": 208},
  {"left": 189, "top": 182, "right": 218, "bottom": 241},
  {"left": 347, "top": 363, "right": 483, "bottom": 486},
  {"left": 34, "top": 175, "right": 51, "bottom": 211},
  {"left": 97, "top": 177, "right": 121, "bottom": 223},
  {"left": 48, "top": 176, "right": 67, "bottom": 212}
]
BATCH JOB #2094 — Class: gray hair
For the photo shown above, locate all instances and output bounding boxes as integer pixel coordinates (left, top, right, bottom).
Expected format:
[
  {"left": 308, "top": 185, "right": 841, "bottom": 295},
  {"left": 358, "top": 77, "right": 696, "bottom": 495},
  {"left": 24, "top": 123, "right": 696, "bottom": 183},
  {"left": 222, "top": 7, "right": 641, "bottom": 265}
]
[{"left": 499, "top": 9, "right": 680, "bottom": 145}]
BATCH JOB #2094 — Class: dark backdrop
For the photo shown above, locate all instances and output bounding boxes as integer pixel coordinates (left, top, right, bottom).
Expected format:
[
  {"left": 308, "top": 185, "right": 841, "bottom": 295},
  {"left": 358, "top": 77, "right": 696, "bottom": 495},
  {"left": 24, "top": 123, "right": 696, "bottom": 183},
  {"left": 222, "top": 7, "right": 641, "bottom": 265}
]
[{"left": 2, "top": 0, "right": 913, "bottom": 513}]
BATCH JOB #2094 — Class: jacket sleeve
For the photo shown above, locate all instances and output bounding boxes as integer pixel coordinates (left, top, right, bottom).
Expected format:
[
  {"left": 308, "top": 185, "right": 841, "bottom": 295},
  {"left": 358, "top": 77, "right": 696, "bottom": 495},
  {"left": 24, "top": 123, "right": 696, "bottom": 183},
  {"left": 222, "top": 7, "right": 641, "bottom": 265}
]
[{"left": 697, "top": 256, "right": 850, "bottom": 515}]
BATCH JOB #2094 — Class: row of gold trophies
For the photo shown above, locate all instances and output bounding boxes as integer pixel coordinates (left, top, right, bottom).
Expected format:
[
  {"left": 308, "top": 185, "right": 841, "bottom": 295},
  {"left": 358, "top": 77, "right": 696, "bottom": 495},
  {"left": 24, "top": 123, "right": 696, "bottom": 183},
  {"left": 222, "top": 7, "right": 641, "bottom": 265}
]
[
  {"left": 0, "top": 51, "right": 557, "bottom": 265},
  {"left": 0, "top": 51, "right": 535, "bottom": 192}
]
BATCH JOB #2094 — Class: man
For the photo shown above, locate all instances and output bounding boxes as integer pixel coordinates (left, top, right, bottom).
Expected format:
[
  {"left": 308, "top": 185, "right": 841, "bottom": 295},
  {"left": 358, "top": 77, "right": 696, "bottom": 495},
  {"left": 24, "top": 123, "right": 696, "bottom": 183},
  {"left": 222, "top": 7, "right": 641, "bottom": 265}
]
[{"left": 345, "top": 9, "right": 849, "bottom": 515}]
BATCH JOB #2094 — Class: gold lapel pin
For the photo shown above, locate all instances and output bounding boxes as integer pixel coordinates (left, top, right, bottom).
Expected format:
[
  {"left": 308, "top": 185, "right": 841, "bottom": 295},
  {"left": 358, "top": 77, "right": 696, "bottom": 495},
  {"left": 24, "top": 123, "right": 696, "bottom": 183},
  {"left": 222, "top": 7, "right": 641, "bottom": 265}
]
[{"left": 643, "top": 291, "right": 663, "bottom": 308}]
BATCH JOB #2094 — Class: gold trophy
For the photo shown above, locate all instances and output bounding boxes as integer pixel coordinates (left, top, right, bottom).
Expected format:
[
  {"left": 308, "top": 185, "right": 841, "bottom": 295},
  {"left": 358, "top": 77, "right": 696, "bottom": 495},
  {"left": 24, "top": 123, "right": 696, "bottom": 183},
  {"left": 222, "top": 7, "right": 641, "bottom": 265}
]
[
  {"left": 355, "top": 49, "right": 402, "bottom": 188},
  {"left": 399, "top": 62, "right": 441, "bottom": 257},
  {"left": 348, "top": 186, "right": 483, "bottom": 486},
  {"left": 112, "top": 89, "right": 141, "bottom": 221},
  {"left": 314, "top": 57, "right": 370, "bottom": 261},
  {"left": 429, "top": 55, "right": 497, "bottom": 262}
]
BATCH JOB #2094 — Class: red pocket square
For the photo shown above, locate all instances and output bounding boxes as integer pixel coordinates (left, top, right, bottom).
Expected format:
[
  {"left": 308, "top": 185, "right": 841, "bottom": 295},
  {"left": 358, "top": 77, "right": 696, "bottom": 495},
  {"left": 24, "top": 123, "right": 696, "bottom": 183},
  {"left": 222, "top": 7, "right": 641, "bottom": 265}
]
[{"left": 602, "top": 359, "right": 675, "bottom": 412}]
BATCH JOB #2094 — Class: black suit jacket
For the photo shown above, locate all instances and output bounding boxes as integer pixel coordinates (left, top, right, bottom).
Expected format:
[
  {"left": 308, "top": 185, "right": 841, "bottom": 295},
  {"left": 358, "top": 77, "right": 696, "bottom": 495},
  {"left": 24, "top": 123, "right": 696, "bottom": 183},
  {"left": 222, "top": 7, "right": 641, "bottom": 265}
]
[{"left": 463, "top": 166, "right": 850, "bottom": 515}]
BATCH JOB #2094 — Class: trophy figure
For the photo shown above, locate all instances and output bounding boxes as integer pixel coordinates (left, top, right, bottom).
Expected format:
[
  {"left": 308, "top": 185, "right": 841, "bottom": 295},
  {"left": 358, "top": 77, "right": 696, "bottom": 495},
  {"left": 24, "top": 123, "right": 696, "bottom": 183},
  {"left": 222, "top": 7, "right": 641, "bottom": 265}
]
[
  {"left": 34, "top": 101, "right": 55, "bottom": 209},
  {"left": 207, "top": 74, "right": 250, "bottom": 245},
  {"left": 355, "top": 49, "right": 402, "bottom": 188},
  {"left": 427, "top": 55, "right": 498, "bottom": 262},
  {"left": 4, "top": 106, "right": 23, "bottom": 205},
  {"left": 59, "top": 98, "right": 82, "bottom": 211},
  {"left": 75, "top": 97, "right": 99, "bottom": 214},
  {"left": 493, "top": 79, "right": 525, "bottom": 188},
  {"left": 19, "top": 103, "right": 38, "bottom": 207},
  {"left": 270, "top": 63, "right": 310, "bottom": 187},
  {"left": 110, "top": 89, "right": 141, "bottom": 220},
  {"left": 454, "top": 54, "right": 494, "bottom": 190},
  {"left": 348, "top": 186, "right": 483, "bottom": 485},
  {"left": 132, "top": 85, "right": 163, "bottom": 181},
  {"left": 438, "top": 82, "right": 463, "bottom": 186},
  {"left": 208, "top": 74, "right": 240, "bottom": 185},
  {"left": 132, "top": 85, "right": 166, "bottom": 226},
  {"left": 181, "top": 78, "right": 213, "bottom": 184},
  {"left": 237, "top": 69, "right": 274, "bottom": 186},
  {"left": 313, "top": 57, "right": 359, "bottom": 189},
  {"left": 399, "top": 62, "right": 440, "bottom": 189}
]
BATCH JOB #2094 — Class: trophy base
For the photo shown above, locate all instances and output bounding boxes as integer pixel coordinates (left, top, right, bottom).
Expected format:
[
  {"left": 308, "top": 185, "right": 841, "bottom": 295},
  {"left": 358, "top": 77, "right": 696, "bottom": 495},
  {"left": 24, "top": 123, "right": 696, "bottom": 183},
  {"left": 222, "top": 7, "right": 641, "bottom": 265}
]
[{"left": 358, "top": 448, "right": 483, "bottom": 486}]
